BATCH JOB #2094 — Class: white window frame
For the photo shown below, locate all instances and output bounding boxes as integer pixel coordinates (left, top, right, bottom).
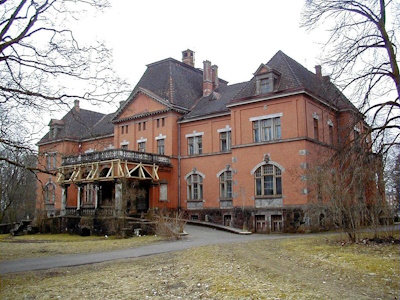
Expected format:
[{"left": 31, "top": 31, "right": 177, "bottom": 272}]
[{"left": 250, "top": 113, "right": 282, "bottom": 143}]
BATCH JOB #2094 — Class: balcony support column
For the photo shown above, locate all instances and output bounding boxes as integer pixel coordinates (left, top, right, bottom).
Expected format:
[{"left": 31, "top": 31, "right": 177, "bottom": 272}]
[
  {"left": 61, "top": 185, "right": 67, "bottom": 216},
  {"left": 77, "top": 185, "right": 81, "bottom": 210},
  {"left": 115, "top": 181, "right": 123, "bottom": 217}
]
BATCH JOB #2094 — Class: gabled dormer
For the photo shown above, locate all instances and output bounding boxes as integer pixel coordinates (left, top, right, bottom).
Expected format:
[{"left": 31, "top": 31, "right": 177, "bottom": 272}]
[
  {"left": 48, "top": 119, "right": 64, "bottom": 139},
  {"left": 254, "top": 64, "right": 281, "bottom": 95}
]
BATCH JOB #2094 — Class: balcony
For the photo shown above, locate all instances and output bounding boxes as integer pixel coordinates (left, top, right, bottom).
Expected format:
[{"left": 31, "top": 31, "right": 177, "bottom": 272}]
[{"left": 62, "top": 149, "right": 171, "bottom": 166}]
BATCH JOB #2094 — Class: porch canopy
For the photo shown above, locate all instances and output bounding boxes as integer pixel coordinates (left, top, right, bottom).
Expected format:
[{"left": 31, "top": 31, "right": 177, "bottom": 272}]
[{"left": 57, "top": 149, "right": 171, "bottom": 184}]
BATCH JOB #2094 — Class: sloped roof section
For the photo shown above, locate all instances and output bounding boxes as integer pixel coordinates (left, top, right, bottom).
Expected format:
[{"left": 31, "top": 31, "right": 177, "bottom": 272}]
[
  {"left": 38, "top": 108, "right": 106, "bottom": 144},
  {"left": 128, "top": 58, "right": 206, "bottom": 109},
  {"left": 232, "top": 51, "right": 355, "bottom": 110},
  {"left": 184, "top": 82, "right": 247, "bottom": 120}
]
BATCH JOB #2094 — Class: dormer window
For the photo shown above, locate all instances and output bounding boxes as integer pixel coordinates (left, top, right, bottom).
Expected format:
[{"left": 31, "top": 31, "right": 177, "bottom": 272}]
[
  {"left": 254, "top": 64, "right": 281, "bottom": 96},
  {"left": 260, "top": 78, "right": 271, "bottom": 94}
]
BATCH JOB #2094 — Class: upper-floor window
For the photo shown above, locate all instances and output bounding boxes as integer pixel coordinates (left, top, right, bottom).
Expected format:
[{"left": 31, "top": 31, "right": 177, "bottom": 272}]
[
  {"left": 157, "top": 118, "right": 166, "bottom": 128},
  {"left": 121, "top": 125, "right": 128, "bottom": 134},
  {"left": 255, "top": 164, "right": 282, "bottom": 197},
  {"left": 138, "top": 142, "right": 146, "bottom": 152},
  {"left": 46, "top": 153, "right": 57, "bottom": 170},
  {"left": 219, "top": 171, "right": 232, "bottom": 199},
  {"left": 138, "top": 122, "right": 146, "bottom": 131},
  {"left": 314, "top": 118, "right": 319, "bottom": 141},
  {"left": 84, "top": 184, "right": 95, "bottom": 205},
  {"left": 220, "top": 131, "right": 231, "bottom": 152},
  {"left": 187, "top": 174, "right": 203, "bottom": 200},
  {"left": 121, "top": 144, "right": 128, "bottom": 150},
  {"left": 157, "top": 139, "right": 165, "bottom": 155},
  {"left": 329, "top": 124, "right": 333, "bottom": 145},
  {"left": 253, "top": 117, "right": 281, "bottom": 143},
  {"left": 260, "top": 78, "right": 272, "bottom": 94},
  {"left": 188, "top": 136, "right": 202, "bottom": 155}
]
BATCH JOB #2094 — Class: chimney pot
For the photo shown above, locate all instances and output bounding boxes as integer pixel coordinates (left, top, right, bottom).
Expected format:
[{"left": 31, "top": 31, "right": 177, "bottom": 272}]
[
  {"left": 203, "top": 60, "right": 212, "bottom": 97},
  {"left": 74, "top": 100, "right": 80, "bottom": 111},
  {"left": 212, "top": 65, "right": 219, "bottom": 90},
  {"left": 182, "top": 49, "right": 195, "bottom": 67},
  {"left": 315, "top": 65, "right": 322, "bottom": 78}
]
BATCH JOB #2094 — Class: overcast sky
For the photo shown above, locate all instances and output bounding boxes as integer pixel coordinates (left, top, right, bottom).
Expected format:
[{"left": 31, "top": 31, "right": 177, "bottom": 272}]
[{"left": 75, "top": 0, "right": 325, "bottom": 103}]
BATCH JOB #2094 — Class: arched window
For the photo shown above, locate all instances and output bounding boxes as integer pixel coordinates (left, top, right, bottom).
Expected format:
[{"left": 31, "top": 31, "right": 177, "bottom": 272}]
[
  {"left": 254, "top": 164, "right": 282, "bottom": 196},
  {"left": 219, "top": 171, "right": 232, "bottom": 199},
  {"left": 187, "top": 174, "right": 203, "bottom": 200},
  {"left": 45, "top": 183, "right": 56, "bottom": 203}
]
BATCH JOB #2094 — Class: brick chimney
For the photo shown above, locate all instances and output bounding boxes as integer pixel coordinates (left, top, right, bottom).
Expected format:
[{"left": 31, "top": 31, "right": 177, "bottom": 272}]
[
  {"left": 212, "top": 65, "right": 219, "bottom": 90},
  {"left": 74, "top": 100, "right": 80, "bottom": 111},
  {"left": 203, "top": 60, "right": 213, "bottom": 97},
  {"left": 315, "top": 65, "right": 322, "bottom": 78},
  {"left": 182, "top": 49, "right": 195, "bottom": 67}
]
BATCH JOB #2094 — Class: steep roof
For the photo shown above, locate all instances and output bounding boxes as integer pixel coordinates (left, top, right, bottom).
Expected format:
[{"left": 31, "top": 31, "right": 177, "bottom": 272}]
[
  {"left": 127, "top": 58, "right": 207, "bottom": 109},
  {"left": 231, "top": 51, "right": 355, "bottom": 110},
  {"left": 183, "top": 82, "right": 247, "bottom": 120},
  {"left": 38, "top": 108, "right": 107, "bottom": 144}
]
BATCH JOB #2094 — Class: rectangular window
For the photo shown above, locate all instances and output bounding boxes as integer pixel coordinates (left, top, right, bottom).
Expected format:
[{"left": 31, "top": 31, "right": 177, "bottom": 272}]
[
  {"left": 159, "top": 183, "right": 168, "bottom": 201},
  {"left": 162, "top": 118, "right": 165, "bottom": 127},
  {"left": 46, "top": 153, "right": 57, "bottom": 170},
  {"left": 138, "top": 123, "right": 141, "bottom": 131},
  {"left": 220, "top": 131, "right": 231, "bottom": 152},
  {"left": 253, "top": 117, "right": 281, "bottom": 142},
  {"left": 121, "top": 126, "right": 124, "bottom": 134},
  {"left": 138, "top": 142, "right": 146, "bottom": 152},
  {"left": 125, "top": 125, "right": 128, "bottom": 134},
  {"left": 143, "top": 122, "right": 146, "bottom": 130},
  {"left": 260, "top": 78, "right": 271, "bottom": 94},
  {"left": 329, "top": 125, "right": 333, "bottom": 145},
  {"left": 314, "top": 118, "right": 319, "bottom": 141},
  {"left": 188, "top": 136, "right": 202, "bottom": 155},
  {"left": 157, "top": 119, "right": 160, "bottom": 128},
  {"left": 121, "top": 144, "right": 128, "bottom": 150},
  {"left": 157, "top": 139, "right": 165, "bottom": 155}
]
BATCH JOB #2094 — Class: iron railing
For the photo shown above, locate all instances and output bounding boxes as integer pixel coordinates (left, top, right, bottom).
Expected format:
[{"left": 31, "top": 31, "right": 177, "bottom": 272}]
[{"left": 62, "top": 149, "right": 171, "bottom": 166}]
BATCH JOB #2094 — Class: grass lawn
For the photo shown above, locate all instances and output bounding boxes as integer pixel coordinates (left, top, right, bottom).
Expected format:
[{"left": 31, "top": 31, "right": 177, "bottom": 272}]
[
  {"left": 0, "top": 233, "right": 162, "bottom": 261},
  {"left": 0, "top": 232, "right": 398, "bottom": 299}
]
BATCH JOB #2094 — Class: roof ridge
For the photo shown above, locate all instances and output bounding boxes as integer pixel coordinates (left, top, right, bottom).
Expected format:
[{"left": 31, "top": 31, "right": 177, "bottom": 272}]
[
  {"left": 168, "top": 61, "right": 174, "bottom": 103},
  {"left": 276, "top": 51, "right": 302, "bottom": 87}
]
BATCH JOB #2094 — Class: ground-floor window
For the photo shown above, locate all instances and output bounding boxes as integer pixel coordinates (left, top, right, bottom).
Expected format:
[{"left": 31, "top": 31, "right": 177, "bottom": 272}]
[
  {"left": 255, "top": 164, "right": 282, "bottom": 196},
  {"left": 187, "top": 174, "right": 203, "bottom": 200},
  {"left": 45, "top": 182, "right": 56, "bottom": 204}
]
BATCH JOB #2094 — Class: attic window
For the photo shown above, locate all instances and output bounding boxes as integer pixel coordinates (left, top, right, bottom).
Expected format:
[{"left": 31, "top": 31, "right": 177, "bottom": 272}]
[{"left": 254, "top": 65, "right": 280, "bottom": 96}]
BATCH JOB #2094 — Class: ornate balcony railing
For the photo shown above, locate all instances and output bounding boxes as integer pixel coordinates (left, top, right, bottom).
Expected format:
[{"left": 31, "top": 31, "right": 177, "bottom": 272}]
[{"left": 62, "top": 149, "right": 171, "bottom": 166}]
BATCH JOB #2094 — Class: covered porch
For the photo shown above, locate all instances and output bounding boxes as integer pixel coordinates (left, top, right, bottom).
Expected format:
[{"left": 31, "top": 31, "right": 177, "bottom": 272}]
[{"left": 57, "top": 149, "right": 172, "bottom": 217}]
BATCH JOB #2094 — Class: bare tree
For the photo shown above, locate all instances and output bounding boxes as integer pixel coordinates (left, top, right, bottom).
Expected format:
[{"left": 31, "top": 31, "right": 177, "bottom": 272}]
[
  {"left": 305, "top": 142, "right": 388, "bottom": 242},
  {"left": 0, "top": 147, "right": 36, "bottom": 223},
  {"left": 302, "top": 0, "right": 400, "bottom": 152},
  {"left": 1, "top": 0, "right": 130, "bottom": 171}
]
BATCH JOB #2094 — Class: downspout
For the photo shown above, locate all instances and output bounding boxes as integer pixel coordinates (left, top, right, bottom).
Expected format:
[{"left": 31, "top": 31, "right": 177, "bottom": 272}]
[{"left": 178, "top": 120, "right": 181, "bottom": 211}]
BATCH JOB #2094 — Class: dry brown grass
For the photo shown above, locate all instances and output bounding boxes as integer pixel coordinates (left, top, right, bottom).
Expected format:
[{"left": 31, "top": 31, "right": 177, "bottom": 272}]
[
  {"left": 0, "top": 233, "right": 162, "bottom": 261},
  {"left": 1, "top": 233, "right": 398, "bottom": 299}
]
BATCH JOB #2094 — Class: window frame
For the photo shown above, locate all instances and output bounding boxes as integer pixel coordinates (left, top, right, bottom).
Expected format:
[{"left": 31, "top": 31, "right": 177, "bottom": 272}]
[
  {"left": 252, "top": 117, "right": 281, "bottom": 143},
  {"left": 219, "top": 171, "right": 233, "bottom": 199},
  {"left": 138, "top": 141, "right": 146, "bottom": 152},
  {"left": 157, "top": 138, "right": 165, "bottom": 155},
  {"left": 254, "top": 164, "right": 282, "bottom": 197},
  {"left": 187, "top": 174, "right": 203, "bottom": 201},
  {"left": 45, "top": 182, "right": 56, "bottom": 204},
  {"left": 220, "top": 131, "right": 231, "bottom": 152},
  {"left": 188, "top": 136, "right": 202, "bottom": 155}
]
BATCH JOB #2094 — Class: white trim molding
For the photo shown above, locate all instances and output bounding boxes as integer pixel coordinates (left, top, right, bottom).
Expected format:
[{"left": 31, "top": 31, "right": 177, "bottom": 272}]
[
  {"left": 249, "top": 112, "right": 283, "bottom": 122},
  {"left": 250, "top": 161, "right": 285, "bottom": 175},
  {"left": 120, "top": 140, "right": 129, "bottom": 146},
  {"left": 137, "top": 137, "right": 147, "bottom": 143},
  {"left": 155, "top": 133, "right": 167, "bottom": 140},
  {"left": 185, "top": 131, "right": 204, "bottom": 138},
  {"left": 217, "top": 125, "right": 231, "bottom": 133}
]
